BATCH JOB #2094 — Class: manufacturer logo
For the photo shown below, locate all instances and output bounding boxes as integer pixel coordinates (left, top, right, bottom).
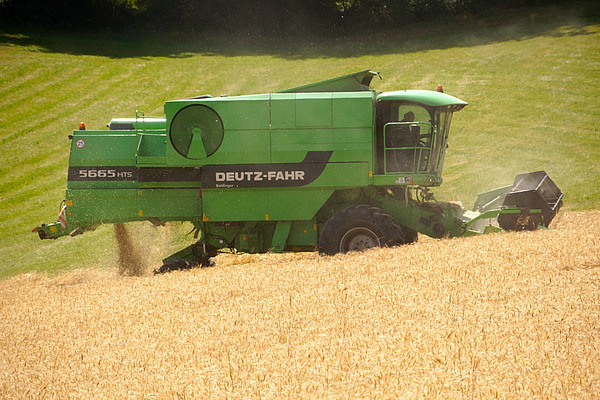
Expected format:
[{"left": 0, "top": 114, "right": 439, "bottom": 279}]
[
  {"left": 202, "top": 151, "right": 332, "bottom": 189},
  {"left": 215, "top": 170, "right": 306, "bottom": 187}
]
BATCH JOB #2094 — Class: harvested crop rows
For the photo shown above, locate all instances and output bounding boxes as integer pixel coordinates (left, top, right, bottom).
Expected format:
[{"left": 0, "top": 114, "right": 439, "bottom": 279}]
[{"left": 1, "top": 211, "right": 599, "bottom": 399}]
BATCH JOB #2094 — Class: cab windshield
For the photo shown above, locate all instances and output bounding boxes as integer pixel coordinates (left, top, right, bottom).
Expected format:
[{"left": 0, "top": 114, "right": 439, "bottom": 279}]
[
  {"left": 377, "top": 101, "right": 454, "bottom": 178},
  {"left": 380, "top": 103, "right": 434, "bottom": 174}
]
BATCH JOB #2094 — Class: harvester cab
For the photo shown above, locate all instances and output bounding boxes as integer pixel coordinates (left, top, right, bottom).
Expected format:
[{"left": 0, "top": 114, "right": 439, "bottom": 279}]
[
  {"left": 34, "top": 70, "right": 563, "bottom": 271},
  {"left": 374, "top": 89, "right": 466, "bottom": 184}
]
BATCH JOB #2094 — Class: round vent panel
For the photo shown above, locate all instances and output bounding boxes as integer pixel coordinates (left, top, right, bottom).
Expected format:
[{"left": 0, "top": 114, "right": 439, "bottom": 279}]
[{"left": 170, "top": 105, "right": 224, "bottom": 159}]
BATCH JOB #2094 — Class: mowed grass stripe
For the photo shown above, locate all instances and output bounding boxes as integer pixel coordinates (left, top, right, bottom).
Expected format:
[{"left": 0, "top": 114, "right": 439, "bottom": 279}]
[
  {"left": 0, "top": 59, "right": 90, "bottom": 119},
  {"left": 0, "top": 62, "right": 50, "bottom": 101},
  {"left": 0, "top": 60, "right": 156, "bottom": 196},
  {"left": 0, "top": 60, "right": 148, "bottom": 146},
  {"left": 0, "top": 163, "right": 65, "bottom": 213}
]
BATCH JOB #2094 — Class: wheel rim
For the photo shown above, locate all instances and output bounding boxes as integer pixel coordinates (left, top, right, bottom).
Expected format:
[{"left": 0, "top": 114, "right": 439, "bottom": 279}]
[{"left": 340, "top": 227, "right": 380, "bottom": 252}]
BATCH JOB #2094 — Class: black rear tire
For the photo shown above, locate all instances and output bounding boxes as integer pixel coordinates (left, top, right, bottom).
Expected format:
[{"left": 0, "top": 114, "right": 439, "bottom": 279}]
[{"left": 318, "top": 205, "right": 406, "bottom": 255}]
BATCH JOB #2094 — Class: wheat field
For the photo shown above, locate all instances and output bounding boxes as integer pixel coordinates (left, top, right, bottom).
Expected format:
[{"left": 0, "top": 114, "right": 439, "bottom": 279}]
[{"left": 1, "top": 211, "right": 599, "bottom": 399}]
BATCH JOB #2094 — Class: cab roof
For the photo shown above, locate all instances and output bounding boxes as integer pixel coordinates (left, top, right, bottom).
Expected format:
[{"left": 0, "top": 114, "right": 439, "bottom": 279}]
[{"left": 377, "top": 90, "right": 467, "bottom": 108}]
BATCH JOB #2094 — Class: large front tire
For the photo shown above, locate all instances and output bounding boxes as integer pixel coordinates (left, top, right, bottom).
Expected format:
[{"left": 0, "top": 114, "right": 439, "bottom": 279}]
[{"left": 318, "top": 205, "right": 405, "bottom": 255}]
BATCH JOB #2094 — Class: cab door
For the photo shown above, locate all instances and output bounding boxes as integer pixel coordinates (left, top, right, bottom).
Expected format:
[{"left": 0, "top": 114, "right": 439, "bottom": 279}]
[{"left": 375, "top": 101, "right": 435, "bottom": 175}]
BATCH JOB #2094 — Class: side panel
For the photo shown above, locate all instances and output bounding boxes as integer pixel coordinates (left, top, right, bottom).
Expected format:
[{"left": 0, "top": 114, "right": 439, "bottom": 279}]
[
  {"left": 137, "top": 133, "right": 167, "bottom": 164},
  {"left": 138, "top": 189, "right": 200, "bottom": 221},
  {"left": 202, "top": 188, "right": 334, "bottom": 222},
  {"left": 332, "top": 93, "right": 375, "bottom": 128},
  {"left": 68, "top": 131, "right": 138, "bottom": 168},
  {"left": 295, "top": 93, "right": 332, "bottom": 128},
  {"left": 66, "top": 189, "right": 139, "bottom": 226},
  {"left": 270, "top": 92, "right": 375, "bottom": 164},
  {"left": 66, "top": 187, "right": 200, "bottom": 227},
  {"left": 271, "top": 129, "right": 373, "bottom": 163},
  {"left": 287, "top": 219, "right": 318, "bottom": 247},
  {"left": 65, "top": 129, "right": 202, "bottom": 228},
  {"left": 66, "top": 131, "right": 140, "bottom": 228},
  {"left": 207, "top": 96, "right": 271, "bottom": 164}
]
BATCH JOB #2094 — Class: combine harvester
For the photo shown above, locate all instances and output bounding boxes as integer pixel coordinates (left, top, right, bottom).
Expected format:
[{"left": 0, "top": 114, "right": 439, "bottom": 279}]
[{"left": 34, "top": 70, "right": 563, "bottom": 272}]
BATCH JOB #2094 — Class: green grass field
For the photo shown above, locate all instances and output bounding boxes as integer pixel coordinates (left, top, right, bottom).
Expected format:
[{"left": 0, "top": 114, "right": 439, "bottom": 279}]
[{"left": 1, "top": 5, "right": 599, "bottom": 278}]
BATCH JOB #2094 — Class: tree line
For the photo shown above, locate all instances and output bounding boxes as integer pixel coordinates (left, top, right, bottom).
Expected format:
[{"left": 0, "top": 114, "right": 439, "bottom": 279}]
[{"left": 1, "top": 0, "right": 568, "bottom": 35}]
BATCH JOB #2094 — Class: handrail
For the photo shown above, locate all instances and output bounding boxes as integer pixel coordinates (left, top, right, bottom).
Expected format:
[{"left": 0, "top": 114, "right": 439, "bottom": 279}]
[{"left": 383, "top": 121, "right": 432, "bottom": 174}]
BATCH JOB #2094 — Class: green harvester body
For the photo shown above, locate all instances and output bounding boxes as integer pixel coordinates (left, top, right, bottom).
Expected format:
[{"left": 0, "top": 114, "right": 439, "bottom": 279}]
[{"left": 35, "top": 70, "right": 563, "bottom": 268}]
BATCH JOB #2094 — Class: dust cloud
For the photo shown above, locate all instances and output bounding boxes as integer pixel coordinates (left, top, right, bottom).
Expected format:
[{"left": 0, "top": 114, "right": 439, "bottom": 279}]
[{"left": 114, "top": 223, "right": 147, "bottom": 276}]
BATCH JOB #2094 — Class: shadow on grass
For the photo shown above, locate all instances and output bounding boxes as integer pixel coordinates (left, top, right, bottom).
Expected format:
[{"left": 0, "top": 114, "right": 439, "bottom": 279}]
[{"left": 1, "top": 3, "right": 598, "bottom": 59}]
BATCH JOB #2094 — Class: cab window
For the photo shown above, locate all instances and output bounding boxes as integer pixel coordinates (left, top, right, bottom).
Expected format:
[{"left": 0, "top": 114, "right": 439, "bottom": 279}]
[{"left": 377, "top": 102, "right": 434, "bottom": 174}]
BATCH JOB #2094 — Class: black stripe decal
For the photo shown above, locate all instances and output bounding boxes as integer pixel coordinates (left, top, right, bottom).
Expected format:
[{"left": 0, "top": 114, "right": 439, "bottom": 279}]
[
  {"left": 68, "top": 151, "right": 332, "bottom": 186},
  {"left": 138, "top": 167, "right": 202, "bottom": 182}
]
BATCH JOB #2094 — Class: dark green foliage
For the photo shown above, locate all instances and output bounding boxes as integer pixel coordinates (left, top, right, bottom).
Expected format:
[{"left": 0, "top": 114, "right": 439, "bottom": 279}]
[
  {"left": 0, "top": 0, "right": 138, "bottom": 29},
  {"left": 0, "top": 0, "right": 580, "bottom": 35},
  {"left": 134, "top": 0, "right": 340, "bottom": 35}
]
